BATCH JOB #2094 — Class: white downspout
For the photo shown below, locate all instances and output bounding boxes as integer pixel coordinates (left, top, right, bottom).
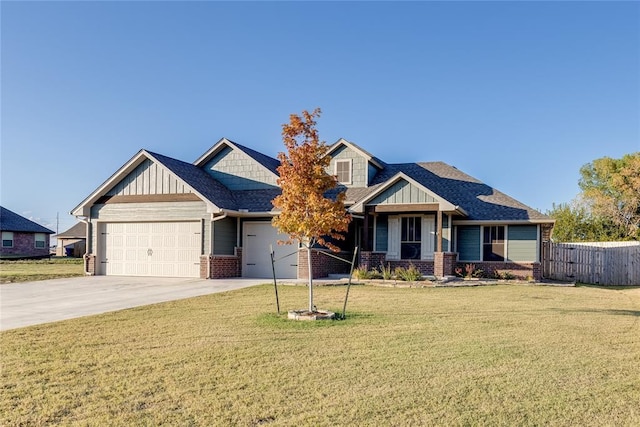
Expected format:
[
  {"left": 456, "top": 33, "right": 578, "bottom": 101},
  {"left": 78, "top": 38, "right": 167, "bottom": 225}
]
[
  {"left": 208, "top": 211, "right": 228, "bottom": 279},
  {"left": 77, "top": 215, "right": 91, "bottom": 275}
]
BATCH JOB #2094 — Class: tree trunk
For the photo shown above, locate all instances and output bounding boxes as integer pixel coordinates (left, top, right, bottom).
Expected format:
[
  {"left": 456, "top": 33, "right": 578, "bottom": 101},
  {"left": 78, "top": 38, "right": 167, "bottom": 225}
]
[{"left": 307, "top": 245, "right": 313, "bottom": 312}]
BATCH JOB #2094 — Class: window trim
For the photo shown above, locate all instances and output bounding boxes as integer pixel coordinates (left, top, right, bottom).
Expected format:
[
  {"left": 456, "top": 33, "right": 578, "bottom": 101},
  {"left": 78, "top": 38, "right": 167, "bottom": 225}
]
[
  {"left": 35, "top": 233, "right": 46, "bottom": 249},
  {"left": 2, "top": 231, "right": 14, "bottom": 248},
  {"left": 483, "top": 225, "right": 505, "bottom": 261},
  {"left": 334, "top": 159, "right": 352, "bottom": 185},
  {"left": 400, "top": 215, "right": 422, "bottom": 260}
]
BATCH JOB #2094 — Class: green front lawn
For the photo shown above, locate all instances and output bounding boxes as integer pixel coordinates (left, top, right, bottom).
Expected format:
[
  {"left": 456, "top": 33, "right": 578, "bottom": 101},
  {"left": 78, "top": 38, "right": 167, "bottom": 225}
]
[
  {"left": 0, "top": 258, "right": 84, "bottom": 283},
  {"left": 1, "top": 284, "right": 639, "bottom": 426}
]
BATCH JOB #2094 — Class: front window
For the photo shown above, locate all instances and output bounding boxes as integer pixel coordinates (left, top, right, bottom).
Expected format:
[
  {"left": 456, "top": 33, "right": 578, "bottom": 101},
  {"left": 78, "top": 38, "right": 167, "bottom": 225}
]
[
  {"left": 401, "top": 216, "right": 421, "bottom": 259},
  {"left": 2, "top": 231, "right": 13, "bottom": 248},
  {"left": 483, "top": 226, "right": 505, "bottom": 261},
  {"left": 35, "top": 233, "right": 46, "bottom": 249},
  {"left": 335, "top": 160, "right": 352, "bottom": 184}
]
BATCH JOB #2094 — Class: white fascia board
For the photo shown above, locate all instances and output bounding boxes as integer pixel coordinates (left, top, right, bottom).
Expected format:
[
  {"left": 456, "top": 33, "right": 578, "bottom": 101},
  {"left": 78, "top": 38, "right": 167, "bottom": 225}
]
[
  {"left": 70, "top": 149, "right": 148, "bottom": 217},
  {"left": 140, "top": 151, "right": 221, "bottom": 213},
  {"left": 326, "top": 138, "right": 384, "bottom": 169},
  {"left": 193, "top": 137, "right": 234, "bottom": 167},
  {"left": 70, "top": 150, "right": 221, "bottom": 217},
  {"left": 349, "top": 172, "right": 458, "bottom": 213}
]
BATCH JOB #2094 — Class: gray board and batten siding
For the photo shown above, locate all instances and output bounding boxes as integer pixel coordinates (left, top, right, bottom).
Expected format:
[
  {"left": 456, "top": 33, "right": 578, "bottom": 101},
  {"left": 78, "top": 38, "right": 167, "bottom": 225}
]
[
  {"left": 107, "top": 158, "right": 192, "bottom": 196},
  {"left": 369, "top": 179, "right": 439, "bottom": 205}
]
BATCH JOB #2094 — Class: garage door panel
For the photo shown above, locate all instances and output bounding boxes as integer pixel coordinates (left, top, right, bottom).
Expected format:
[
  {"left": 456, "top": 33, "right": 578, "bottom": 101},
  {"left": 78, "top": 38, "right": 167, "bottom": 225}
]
[
  {"left": 243, "top": 222, "right": 297, "bottom": 279},
  {"left": 101, "top": 221, "right": 200, "bottom": 278}
]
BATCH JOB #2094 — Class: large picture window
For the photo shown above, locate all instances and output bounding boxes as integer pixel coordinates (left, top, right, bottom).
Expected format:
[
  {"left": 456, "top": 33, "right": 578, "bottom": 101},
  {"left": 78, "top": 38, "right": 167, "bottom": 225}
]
[
  {"left": 483, "top": 226, "right": 505, "bottom": 261},
  {"left": 401, "top": 216, "right": 421, "bottom": 259}
]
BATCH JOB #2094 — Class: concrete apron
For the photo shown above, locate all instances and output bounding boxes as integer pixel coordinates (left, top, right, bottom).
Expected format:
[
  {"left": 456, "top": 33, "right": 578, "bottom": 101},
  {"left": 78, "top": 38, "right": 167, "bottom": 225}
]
[{"left": 0, "top": 276, "right": 268, "bottom": 331}]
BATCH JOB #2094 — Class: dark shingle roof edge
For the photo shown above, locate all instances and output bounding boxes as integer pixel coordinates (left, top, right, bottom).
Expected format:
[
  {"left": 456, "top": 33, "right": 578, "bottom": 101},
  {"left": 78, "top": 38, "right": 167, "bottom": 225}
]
[
  {"left": 0, "top": 206, "right": 55, "bottom": 234},
  {"left": 146, "top": 151, "right": 238, "bottom": 210}
]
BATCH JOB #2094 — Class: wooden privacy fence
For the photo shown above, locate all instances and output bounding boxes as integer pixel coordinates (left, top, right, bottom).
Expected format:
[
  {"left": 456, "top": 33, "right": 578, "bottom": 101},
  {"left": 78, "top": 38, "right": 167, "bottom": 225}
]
[{"left": 543, "top": 241, "right": 640, "bottom": 286}]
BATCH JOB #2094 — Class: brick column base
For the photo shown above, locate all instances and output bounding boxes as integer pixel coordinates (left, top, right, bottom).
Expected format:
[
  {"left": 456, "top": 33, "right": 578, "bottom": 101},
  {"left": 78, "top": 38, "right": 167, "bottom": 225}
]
[
  {"left": 434, "top": 252, "right": 458, "bottom": 278},
  {"left": 84, "top": 254, "right": 96, "bottom": 275}
]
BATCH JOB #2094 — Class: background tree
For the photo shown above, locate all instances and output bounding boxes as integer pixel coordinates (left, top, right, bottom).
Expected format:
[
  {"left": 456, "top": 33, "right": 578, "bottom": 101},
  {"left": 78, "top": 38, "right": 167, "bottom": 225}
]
[
  {"left": 272, "top": 108, "right": 351, "bottom": 313},
  {"left": 548, "top": 152, "right": 640, "bottom": 241},
  {"left": 547, "top": 199, "right": 626, "bottom": 242},
  {"left": 579, "top": 153, "right": 640, "bottom": 240}
]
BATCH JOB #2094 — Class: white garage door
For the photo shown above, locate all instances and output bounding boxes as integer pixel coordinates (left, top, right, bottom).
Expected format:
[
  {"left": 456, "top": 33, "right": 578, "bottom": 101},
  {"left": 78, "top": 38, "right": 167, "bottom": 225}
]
[
  {"left": 99, "top": 222, "right": 201, "bottom": 277},
  {"left": 243, "top": 222, "right": 298, "bottom": 279}
]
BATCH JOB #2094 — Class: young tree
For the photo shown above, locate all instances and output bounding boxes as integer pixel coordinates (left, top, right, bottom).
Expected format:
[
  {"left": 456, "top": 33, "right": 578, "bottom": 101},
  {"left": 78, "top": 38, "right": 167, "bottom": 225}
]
[{"left": 272, "top": 108, "right": 351, "bottom": 313}]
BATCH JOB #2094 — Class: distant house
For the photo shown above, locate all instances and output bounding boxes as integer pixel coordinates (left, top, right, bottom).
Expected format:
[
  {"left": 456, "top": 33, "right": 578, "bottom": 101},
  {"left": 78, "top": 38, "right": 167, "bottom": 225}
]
[
  {"left": 54, "top": 222, "right": 86, "bottom": 257},
  {"left": 0, "top": 206, "right": 55, "bottom": 259},
  {"left": 72, "top": 138, "right": 553, "bottom": 280}
]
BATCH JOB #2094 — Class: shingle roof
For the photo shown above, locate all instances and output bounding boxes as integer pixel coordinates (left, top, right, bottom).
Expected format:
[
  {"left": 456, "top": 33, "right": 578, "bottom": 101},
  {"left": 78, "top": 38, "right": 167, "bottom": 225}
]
[
  {"left": 94, "top": 143, "right": 549, "bottom": 221},
  {"left": 0, "top": 207, "right": 55, "bottom": 234},
  {"left": 234, "top": 189, "right": 282, "bottom": 212},
  {"left": 147, "top": 151, "right": 238, "bottom": 210},
  {"left": 227, "top": 140, "right": 281, "bottom": 176},
  {"left": 365, "top": 162, "right": 549, "bottom": 221},
  {"left": 55, "top": 222, "right": 86, "bottom": 239}
]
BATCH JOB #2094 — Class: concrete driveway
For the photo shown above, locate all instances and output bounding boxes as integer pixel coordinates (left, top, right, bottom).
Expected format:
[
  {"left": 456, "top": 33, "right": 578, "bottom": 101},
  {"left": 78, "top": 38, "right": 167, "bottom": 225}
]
[{"left": 0, "top": 276, "right": 267, "bottom": 331}]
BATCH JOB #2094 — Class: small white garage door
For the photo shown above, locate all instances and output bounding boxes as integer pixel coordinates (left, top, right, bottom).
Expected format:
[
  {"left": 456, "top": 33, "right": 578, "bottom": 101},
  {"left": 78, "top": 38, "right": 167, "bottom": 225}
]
[
  {"left": 243, "top": 222, "right": 298, "bottom": 279},
  {"left": 99, "top": 222, "right": 201, "bottom": 277}
]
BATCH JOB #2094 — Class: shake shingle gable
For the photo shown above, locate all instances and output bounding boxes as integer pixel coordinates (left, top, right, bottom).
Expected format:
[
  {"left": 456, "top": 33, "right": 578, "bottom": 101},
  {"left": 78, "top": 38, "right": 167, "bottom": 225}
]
[{"left": 227, "top": 141, "right": 281, "bottom": 176}]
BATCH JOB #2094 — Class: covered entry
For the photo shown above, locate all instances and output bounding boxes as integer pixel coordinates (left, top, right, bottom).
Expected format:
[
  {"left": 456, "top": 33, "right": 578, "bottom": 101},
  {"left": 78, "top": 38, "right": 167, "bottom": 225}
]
[
  {"left": 98, "top": 222, "right": 201, "bottom": 277},
  {"left": 242, "top": 222, "right": 298, "bottom": 279}
]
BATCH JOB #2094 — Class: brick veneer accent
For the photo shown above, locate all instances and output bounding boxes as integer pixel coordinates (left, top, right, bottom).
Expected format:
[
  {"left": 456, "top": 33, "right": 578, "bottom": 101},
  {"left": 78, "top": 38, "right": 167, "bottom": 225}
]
[
  {"left": 84, "top": 254, "right": 96, "bottom": 275},
  {"left": 456, "top": 261, "right": 541, "bottom": 280},
  {"left": 201, "top": 248, "right": 242, "bottom": 279},
  {"left": 297, "top": 249, "right": 352, "bottom": 279},
  {"left": 360, "top": 251, "right": 435, "bottom": 276},
  {"left": 0, "top": 232, "right": 50, "bottom": 258},
  {"left": 387, "top": 260, "right": 434, "bottom": 276},
  {"left": 360, "top": 251, "right": 387, "bottom": 271},
  {"left": 434, "top": 252, "right": 458, "bottom": 278}
]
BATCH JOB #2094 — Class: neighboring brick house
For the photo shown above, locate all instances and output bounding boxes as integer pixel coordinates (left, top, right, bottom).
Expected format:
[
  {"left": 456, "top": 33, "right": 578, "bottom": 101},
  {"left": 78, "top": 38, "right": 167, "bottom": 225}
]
[
  {"left": 54, "top": 222, "right": 86, "bottom": 257},
  {"left": 72, "top": 138, "right": 553, "bottom": 280},
  {"left": 0, "top": 206, "right": 54, "bottom": 259}
]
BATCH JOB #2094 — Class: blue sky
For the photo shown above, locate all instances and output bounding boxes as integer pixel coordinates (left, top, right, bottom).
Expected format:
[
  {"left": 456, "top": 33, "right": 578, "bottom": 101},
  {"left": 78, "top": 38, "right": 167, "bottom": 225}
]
[{"left": 2, "top": 1, "right": 639, "bottom": 236}]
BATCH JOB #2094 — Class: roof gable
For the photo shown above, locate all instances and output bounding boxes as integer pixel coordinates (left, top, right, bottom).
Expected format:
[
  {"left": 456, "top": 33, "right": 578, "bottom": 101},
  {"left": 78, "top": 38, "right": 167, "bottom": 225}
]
[
  {"left": 369, "top": 162, "right": 551, "bottom": 222},
  {"left": 71, "top": 150, "right": 236, "bottom": 216},
  {"left": 350, "top": 172, "right": 458, "bottom": 213},
  {"left": 55, "top": 222, "right": 85, "bottom": 239},
  {"left": 0, "top": 206, "right": 54, "bottom": 234},
  {"left": 194, "top": 138, "right": 280, "bottom": 190},
  {"left": 326, "top": 138, "right": 384, "bottom": 170}
]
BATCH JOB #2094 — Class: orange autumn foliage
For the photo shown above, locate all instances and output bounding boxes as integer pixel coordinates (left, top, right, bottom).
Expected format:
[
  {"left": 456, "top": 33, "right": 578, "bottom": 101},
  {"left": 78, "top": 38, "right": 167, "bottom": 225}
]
[{"left": 272, "top": 108, "right": 351, "bottom": 251}]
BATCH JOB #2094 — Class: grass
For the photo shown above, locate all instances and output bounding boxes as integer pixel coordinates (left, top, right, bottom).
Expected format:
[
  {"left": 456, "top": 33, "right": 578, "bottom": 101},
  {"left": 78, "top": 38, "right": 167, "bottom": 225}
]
[
  {"left": 0, "top": 258, "right": 84, "bottom": 283},
  {"left": 1, "top": 284, "right": 639, "bottom": 426}
]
